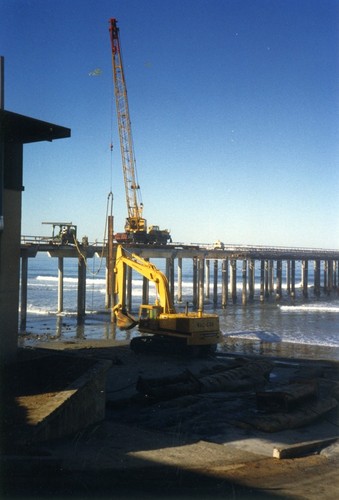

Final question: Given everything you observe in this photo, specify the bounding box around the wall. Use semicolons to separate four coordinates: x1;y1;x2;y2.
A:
0;165;22;365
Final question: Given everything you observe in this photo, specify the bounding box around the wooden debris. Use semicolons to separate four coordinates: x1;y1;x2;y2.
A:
199;359;273;393
273;437;339;459
136;359;273;401
256;381;318;412
238;398;338;432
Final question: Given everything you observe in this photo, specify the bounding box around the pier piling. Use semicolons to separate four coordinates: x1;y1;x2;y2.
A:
302;260;308;298
213;260;218;306
19;242;339;322
242;260;247;305
177;257;182;303
57;257;64;313
231;259;237;304
77;255;86;322
221;259;228;308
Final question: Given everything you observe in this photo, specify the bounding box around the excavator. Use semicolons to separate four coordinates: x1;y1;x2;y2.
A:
112;245;222;355
109;18;171;246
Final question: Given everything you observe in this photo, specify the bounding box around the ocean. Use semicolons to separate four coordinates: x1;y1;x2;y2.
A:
19;252;339;361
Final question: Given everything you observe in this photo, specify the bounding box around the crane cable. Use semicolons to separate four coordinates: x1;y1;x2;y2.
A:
73;58;116;275
73;191;113;276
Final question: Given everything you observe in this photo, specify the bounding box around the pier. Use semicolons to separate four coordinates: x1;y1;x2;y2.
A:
20;237;339;330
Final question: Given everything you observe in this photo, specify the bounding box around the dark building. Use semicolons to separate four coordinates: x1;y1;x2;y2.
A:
0;57;70;364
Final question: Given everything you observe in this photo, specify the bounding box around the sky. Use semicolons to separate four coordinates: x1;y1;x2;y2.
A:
1;0;338;248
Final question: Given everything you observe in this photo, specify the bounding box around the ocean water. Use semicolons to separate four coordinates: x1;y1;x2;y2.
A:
19;252;339;360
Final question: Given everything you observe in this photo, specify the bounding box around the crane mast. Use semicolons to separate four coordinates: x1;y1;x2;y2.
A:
109;18;146;234
109;18;171;245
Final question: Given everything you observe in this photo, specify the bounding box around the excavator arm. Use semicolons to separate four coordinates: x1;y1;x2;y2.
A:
113;245;176;328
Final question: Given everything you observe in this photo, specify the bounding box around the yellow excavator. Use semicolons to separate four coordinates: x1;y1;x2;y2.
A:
112;245;221;354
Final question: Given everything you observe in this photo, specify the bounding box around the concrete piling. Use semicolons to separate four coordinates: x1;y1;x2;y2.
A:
260;260;265;302
314;260;321;296
192;258;198;309
77;255;86;322
205;260;210;299
276;260;282;300
213;260;218;306
221;259;228;308
291;260;296;298
198;258;204;311
302;260;308;298
177;257;182;303
242;260;247;305
249;259;255;301
58;257;64;313
231;259;237;304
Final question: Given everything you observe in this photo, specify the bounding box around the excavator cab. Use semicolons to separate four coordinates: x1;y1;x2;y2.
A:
139;304;163;330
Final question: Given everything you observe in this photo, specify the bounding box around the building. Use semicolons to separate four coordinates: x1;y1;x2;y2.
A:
0;57;70;364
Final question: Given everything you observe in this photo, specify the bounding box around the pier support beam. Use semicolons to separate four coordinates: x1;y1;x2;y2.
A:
213;260;218;306
269;260;274;294
242;260;247;305
291;260;296;298
230;259;237;304
276;260;282;300
327;260;333;293
166;257;175;302
260;260;265;302
192;258;198;309
205;260;210;299
286;260;291;295
198;258;205;311
57;257;64;313
177;257;182;303
264;260;269;298
314;260;321;296
302;260;308;297
324;261;328;294
77;256;86;322
221;259;228;308
333;261;337;289
248;259;255;301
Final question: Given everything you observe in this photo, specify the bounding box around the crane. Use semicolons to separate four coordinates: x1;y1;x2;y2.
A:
109;18;171;245
113;245;221;354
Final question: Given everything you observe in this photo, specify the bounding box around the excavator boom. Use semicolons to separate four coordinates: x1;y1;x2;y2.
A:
113;245;176;315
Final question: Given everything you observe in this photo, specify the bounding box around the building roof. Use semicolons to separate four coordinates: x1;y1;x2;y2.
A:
0;109;71;143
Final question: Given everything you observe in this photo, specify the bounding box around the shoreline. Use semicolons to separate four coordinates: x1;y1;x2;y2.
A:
19;325;339;363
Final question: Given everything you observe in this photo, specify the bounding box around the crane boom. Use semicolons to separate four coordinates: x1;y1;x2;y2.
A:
109;18;146;233
109;18;171;245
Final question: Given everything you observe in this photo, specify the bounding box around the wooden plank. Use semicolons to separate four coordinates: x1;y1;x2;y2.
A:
273;437;339;459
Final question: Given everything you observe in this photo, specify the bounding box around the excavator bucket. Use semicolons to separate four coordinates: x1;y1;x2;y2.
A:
115;308;138;331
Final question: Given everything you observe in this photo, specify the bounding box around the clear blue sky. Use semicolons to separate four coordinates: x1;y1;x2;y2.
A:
1;0;338;248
